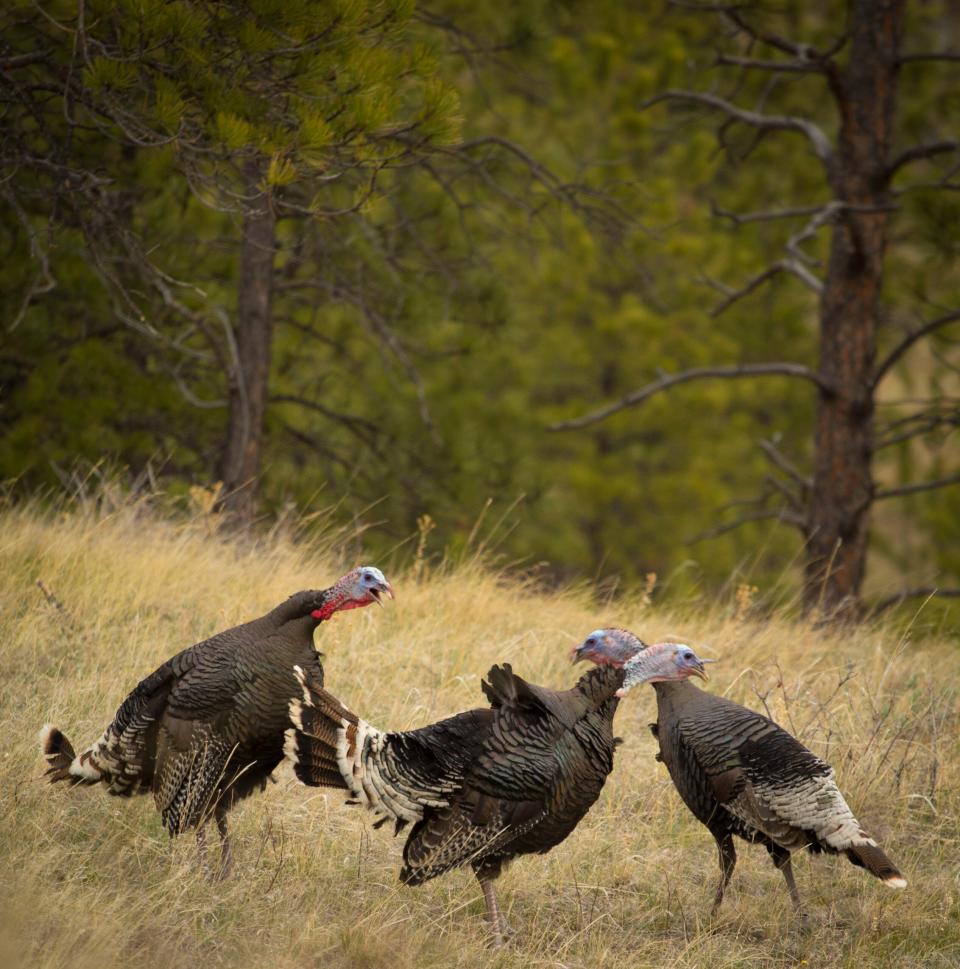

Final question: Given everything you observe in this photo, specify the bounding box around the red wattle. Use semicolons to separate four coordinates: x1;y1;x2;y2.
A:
312;601;338;621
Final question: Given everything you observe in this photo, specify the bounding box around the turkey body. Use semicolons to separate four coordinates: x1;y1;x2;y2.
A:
41;589;342;868
285;662;624;943
652;679;906;911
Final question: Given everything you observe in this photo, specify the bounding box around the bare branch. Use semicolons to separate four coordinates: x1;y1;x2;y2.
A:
710;264;784;315
711;200;892;225
2;186;56;330
549;363;828;432
707;200;896;313
876;407;960;449
271;393;382;445
898;52;960;65
712;201;829;224
763;473;805;513
640;90;833;164
784;200;846;266
759;437;812;489
874;310;960;385
710;257;822;316
686;506;806;544
888;140;960;177
0;50;54;70
874;473;960;500
715;53;824;74
871;586;960;616
722;8;847;64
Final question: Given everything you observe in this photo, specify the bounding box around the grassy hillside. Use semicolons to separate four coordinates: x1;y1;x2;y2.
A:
1;499;958;969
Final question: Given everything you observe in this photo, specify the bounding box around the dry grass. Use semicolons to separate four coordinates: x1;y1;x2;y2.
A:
1;499;958;969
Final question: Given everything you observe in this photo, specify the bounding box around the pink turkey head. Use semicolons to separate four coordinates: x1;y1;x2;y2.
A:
312;566;394;620
616;642;716;697
570;627;647;667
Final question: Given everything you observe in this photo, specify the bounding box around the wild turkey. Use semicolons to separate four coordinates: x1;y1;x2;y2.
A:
573;630;907;914
40;566;393;875
284;654;626;945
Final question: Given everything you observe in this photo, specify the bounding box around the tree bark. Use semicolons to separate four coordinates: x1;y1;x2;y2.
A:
804;0;905;617
219;162;277;523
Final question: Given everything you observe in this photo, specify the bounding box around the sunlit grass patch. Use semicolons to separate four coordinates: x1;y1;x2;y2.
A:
1;499;956;968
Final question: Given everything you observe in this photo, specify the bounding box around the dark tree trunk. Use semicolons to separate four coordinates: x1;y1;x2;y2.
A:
219;163;277;523
803;0;905;617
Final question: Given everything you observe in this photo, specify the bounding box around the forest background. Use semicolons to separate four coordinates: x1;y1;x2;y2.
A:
3;0;959;624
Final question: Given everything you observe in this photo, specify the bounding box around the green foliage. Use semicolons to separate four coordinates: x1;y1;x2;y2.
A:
1;0;958;609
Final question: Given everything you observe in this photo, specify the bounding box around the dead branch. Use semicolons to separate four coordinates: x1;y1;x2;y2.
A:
715;53;824;74
0;50;54;70
2;186;57;330
874;473;960;500
709;264;784;315
722;8;847;64
873;309;960;385
871;586;960;615
686;506;806;544
639;90;833;164
784;200;846;266
876;406;960;449
709;257;821;316
758;437;812;489
888;140;960;177
763;473;805;513
898;52;960;65
711;201;830;224
549;363;829;432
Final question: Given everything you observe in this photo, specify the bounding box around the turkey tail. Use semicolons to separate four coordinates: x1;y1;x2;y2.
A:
285;666;426;829
846;842;907;889
284;670;354;791
39;724;101;785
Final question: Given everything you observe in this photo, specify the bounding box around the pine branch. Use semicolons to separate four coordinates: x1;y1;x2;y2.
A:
722;8;847;63
888;140;960;177
874;473;960;500
715;54;824;74
709;257;822;316
711;200;891;224
871;587;960;616
686;506;806;544
876;406;960;449
0;50;54;70
873;310;960;385
758;437;812;489
898;52;960;64
640;90;833;164
711;201;830;224
549;364;828;432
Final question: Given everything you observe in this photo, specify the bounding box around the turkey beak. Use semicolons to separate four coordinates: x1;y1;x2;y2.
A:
692;658;717;681
371;581;394;607
570;645;586;664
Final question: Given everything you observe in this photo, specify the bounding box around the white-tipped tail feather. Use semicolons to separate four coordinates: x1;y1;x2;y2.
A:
40;721;112;786
286;665;426;827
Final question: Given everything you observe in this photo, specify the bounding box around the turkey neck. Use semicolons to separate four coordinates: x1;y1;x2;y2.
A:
576;665;626;709
652;679;703;721
274;613;323;644
266;590;328;625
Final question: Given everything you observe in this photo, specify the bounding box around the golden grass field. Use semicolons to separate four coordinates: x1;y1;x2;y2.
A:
1;498;958;969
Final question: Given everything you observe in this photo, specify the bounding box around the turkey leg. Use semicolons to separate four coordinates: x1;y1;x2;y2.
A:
477;872;513;946
216;809;233;880
711;832;737;914
770;845;804;914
